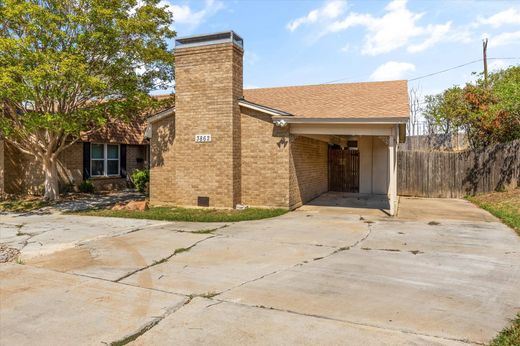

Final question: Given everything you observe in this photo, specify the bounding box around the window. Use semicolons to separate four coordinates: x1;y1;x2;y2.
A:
91;144;120;177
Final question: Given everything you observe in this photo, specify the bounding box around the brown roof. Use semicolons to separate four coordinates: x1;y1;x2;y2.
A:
83;117;149;145
82;95;174;145
243;80;409;119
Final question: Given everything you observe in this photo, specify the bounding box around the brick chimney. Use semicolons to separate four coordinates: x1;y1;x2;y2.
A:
173;31;244;208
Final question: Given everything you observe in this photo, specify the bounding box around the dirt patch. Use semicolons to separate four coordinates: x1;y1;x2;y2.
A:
112;200;149;212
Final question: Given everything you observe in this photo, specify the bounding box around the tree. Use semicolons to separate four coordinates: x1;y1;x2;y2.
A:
423;86;467;136
0;0;175;200
407;87;422;136
423;66;520;148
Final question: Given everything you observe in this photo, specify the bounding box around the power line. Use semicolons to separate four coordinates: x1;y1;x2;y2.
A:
321;56;520;84
408;57;520;82
408;59;482;81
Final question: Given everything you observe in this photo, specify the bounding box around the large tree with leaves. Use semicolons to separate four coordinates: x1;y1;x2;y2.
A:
424;66;520;148
0;0;175;200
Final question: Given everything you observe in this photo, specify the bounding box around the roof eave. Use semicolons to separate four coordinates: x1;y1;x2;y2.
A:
271;116;409;125
239;99;292;117
147;107;175;124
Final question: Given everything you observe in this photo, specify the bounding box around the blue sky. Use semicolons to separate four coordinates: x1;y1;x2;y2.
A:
160;0;520;98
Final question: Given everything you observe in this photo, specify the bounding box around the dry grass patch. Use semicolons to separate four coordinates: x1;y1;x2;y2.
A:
0;198;47;212
467;189;520;235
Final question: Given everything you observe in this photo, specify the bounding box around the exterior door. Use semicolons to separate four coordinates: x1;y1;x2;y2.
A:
328;145;359;192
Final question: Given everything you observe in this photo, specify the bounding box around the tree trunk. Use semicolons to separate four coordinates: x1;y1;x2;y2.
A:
43;156;60;201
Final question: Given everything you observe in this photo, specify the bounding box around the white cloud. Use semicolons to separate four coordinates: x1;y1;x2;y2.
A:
407;22;452;53
370;61;415;81
488;30;520;47
340;43;350;52
477;8;520;28
287;0;347;32
162;0;224;30
325;0;428;55
289;0;468;55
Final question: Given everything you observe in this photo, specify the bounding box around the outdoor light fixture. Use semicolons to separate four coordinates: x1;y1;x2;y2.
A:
274;119;288;127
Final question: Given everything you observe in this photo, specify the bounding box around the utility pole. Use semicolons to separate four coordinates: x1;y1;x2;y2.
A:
483;38;488;85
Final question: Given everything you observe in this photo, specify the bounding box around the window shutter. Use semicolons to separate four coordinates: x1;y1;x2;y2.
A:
120;144;127;178
83;142;91;180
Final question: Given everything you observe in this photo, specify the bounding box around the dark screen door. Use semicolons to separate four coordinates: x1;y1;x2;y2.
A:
328;146;359;192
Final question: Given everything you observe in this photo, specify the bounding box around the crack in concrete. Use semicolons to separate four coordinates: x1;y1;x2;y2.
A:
81;222;173;245
17;259;482;346
215;223;374;298
216;234;338;249
361;247;425;255
114;235;218;283
106;295;192;346
214;298;481;345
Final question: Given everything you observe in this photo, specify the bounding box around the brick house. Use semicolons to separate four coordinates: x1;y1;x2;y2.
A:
0;116;152;195
147;31;410;215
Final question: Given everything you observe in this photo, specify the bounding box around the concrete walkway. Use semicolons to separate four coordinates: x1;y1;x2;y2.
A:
1;197;519;345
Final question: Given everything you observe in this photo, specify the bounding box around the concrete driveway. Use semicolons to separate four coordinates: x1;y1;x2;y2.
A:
1;197;519;345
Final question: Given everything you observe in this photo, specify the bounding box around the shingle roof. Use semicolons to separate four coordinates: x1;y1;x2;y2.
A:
83;117;149;145
82;95;174;145
243;80;409;119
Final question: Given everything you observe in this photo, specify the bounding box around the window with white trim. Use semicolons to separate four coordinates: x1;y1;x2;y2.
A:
91;143;120;177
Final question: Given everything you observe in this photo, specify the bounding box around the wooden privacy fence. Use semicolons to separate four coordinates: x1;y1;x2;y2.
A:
398;140;520;198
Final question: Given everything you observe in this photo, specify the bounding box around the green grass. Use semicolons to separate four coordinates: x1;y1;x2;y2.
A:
489;313;520;346
76;206;288;222
466;189;520;235
0;199;47;212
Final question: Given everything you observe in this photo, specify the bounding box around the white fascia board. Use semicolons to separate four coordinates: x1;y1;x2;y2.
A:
238;100;291;117
147;108;175;124
272;116;409;125
290;123;393;136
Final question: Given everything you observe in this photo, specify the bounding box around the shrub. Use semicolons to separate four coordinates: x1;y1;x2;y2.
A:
79;180;95;193
131;169;150;193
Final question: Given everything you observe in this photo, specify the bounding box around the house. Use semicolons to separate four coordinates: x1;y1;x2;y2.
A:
0;115;152;195
147;31;409;215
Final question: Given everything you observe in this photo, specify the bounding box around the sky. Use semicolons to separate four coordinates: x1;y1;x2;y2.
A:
158;0;520;98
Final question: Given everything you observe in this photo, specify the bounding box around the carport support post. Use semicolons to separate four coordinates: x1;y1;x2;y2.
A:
388;134;397;216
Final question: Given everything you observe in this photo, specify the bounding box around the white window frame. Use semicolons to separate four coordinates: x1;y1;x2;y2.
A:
90;143;120;177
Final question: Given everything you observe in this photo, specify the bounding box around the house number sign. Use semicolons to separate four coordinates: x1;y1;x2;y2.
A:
195;134;211;143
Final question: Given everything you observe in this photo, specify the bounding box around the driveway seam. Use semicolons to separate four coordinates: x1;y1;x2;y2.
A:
215;233;338;249
105;294;192;346
114;235;219;283
215;223;374;297
212;298;482;345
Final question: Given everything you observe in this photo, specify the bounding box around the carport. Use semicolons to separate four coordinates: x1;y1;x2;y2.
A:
279;117;407;216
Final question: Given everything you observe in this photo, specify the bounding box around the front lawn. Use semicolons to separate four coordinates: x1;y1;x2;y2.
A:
76;206;288;222
490;313;520;346
466;189;520;235
0;199;47;212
